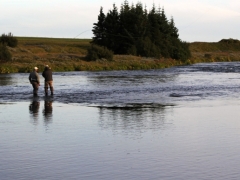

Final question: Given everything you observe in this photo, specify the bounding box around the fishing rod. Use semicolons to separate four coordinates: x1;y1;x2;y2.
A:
61;29;90;53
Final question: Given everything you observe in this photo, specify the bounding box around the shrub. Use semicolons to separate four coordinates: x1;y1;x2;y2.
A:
0;44;12;61
170;40;191;62
0;32;18;47
126;45;137;56
86;45;113;61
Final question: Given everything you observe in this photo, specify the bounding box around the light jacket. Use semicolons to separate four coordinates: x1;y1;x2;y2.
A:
29;71;40;83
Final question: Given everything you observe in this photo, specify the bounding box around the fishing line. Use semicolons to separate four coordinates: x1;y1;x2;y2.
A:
73;30;90;39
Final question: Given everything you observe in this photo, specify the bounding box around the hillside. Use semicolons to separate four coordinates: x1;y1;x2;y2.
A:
189;38;240;62
3;37;91;72
8;37;89;62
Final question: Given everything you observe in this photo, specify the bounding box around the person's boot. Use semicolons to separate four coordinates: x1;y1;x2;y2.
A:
33;89;38;96
50;87;54;95
45;87;48;96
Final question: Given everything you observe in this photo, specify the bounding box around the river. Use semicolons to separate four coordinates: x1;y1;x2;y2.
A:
1;62;240;179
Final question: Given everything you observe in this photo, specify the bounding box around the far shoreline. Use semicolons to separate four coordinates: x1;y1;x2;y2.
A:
1;37;240;74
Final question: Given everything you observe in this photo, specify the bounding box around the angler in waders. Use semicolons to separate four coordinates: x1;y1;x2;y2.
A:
42;65;54;96
29;67;40;96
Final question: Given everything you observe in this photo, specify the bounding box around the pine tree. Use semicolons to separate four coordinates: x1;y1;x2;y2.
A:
104;4;120;52
169;17;179;38
118;0;135;54
119;2;147;55
91;1;191;61
146;5;162;57
92;7;106;46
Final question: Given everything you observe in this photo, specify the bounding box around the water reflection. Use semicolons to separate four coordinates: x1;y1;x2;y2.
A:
28;98;53;126
98;104;171;138
29;99;40;124
43;99;53;123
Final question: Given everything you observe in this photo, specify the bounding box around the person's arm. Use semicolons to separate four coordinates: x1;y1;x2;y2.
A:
36;73;40;85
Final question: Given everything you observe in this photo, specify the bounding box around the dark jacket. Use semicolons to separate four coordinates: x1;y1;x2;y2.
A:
42;67;53;81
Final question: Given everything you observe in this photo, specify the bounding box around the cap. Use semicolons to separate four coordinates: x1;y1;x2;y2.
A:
34;67;38;70
45;65;49;67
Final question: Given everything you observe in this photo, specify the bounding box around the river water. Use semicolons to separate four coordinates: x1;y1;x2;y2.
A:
1;62;240;179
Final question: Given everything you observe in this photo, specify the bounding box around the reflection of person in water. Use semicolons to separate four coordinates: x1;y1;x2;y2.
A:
43;99;53;121
29;100;40;123
29;100;40;115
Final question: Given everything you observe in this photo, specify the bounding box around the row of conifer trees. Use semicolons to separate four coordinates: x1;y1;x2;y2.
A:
91;1;191;61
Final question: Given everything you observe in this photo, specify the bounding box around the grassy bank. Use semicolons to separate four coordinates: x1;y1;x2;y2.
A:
1;37;240;73
189;39;240;63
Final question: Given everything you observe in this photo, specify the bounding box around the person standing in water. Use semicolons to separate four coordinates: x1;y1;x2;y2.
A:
42;65;54;96
29;67;40;96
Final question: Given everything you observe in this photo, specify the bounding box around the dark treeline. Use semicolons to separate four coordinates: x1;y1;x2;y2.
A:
0;32;18;47
91;0;191;61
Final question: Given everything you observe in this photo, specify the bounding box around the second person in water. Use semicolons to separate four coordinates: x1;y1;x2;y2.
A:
42;65;54;96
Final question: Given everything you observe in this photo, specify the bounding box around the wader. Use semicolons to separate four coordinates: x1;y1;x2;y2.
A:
44;81;53;96
31;81;39;96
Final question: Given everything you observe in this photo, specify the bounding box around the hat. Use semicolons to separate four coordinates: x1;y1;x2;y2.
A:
45;65;49;67
34;67;38;70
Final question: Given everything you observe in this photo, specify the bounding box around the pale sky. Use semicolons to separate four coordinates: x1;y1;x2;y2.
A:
1;0;240;42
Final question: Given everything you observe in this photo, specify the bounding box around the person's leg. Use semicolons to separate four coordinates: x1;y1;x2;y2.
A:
32;82;39;96
44;81;48;95
49;81;54;95
31;83;35;95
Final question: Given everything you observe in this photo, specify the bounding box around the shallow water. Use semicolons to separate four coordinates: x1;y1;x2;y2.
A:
1;62;240;179
1;62;240;106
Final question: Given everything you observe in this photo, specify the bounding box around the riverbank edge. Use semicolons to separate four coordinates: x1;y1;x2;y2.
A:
1;56;239;74
1;37;240;73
